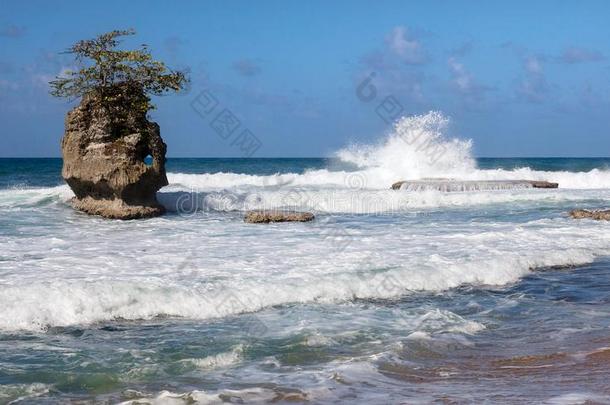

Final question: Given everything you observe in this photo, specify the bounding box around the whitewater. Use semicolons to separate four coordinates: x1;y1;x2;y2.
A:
2;112;610;331
2;112;610;403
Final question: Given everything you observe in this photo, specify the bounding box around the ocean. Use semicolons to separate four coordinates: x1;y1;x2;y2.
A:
1;113;610;403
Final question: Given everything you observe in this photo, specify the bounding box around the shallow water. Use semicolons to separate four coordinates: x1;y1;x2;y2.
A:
1;113;610;403
1;260;610;403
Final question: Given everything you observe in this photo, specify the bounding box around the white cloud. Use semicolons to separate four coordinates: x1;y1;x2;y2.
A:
354;26;430;104
30;65;75;90
517;55;548;103
447;57;490;101
448;57;472;92
385;26;426;65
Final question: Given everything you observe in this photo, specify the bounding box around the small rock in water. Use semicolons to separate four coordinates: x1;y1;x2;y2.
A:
528;181;559;189
244;210;315;223
391;181;406;190
569;209;610;221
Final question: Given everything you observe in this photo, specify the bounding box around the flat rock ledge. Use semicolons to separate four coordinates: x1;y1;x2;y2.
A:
569;209;610;221
244;210;315;224
72;197;165;220
390;180;559;190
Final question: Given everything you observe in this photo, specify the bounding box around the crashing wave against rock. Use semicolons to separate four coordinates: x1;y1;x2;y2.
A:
61;93;168;219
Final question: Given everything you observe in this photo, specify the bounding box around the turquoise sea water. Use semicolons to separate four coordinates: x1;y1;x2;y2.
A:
1;154;610;404
2;157;610;189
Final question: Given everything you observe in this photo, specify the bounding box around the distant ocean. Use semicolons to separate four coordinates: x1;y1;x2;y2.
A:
2;113;610;403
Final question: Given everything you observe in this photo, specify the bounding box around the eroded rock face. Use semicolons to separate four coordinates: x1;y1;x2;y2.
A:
61;93;168;219
569;209;610;221
244;210;315;223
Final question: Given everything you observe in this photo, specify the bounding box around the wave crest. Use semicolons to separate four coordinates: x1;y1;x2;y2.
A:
338;111;475;180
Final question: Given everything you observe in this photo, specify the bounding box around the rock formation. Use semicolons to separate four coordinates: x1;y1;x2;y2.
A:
61;92;168;219
244;210;315;223
569;209;610;221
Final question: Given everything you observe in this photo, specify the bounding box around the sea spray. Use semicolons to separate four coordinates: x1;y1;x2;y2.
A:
3;109;610;217
337;111;475;181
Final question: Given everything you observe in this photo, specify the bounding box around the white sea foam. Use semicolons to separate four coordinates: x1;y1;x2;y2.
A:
118;387;279;405
413;309;486;335
0;229;608;332
1;183;608;214
163;111;610;193
337;111;476;180
2;111;610;333
545;392;610;405
157;112;610;214
158;187;610;214
0;185;73;208
0;383;50;403
2;113;610;215
182;344;244;370
164;167;610;193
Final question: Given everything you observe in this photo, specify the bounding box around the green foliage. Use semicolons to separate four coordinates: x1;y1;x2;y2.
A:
49;29;188;113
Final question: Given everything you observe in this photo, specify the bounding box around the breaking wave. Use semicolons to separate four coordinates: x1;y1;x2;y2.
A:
1;235;608;332
165;111;610;193
2;112;610;214
2;111;610;332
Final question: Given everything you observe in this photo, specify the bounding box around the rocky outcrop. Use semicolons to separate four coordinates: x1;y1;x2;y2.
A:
569;209;610;221
61;92;168;219
244;210;315;223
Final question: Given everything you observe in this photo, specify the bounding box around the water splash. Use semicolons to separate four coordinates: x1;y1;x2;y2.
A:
337;111;476;181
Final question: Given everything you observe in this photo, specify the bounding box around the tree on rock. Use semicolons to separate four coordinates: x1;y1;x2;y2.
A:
51;30;188;220
50;29;188;115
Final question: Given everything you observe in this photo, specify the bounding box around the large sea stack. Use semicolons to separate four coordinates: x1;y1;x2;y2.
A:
61;89;168;219
51;29;187;219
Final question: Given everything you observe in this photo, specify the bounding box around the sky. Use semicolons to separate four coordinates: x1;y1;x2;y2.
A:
1;0;610;157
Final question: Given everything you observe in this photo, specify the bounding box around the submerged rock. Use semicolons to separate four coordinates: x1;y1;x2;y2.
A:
244;210;315;223
61;92;168;219
569;209;610;221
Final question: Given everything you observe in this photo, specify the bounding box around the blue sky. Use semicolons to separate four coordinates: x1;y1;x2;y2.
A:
1;0;610;157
